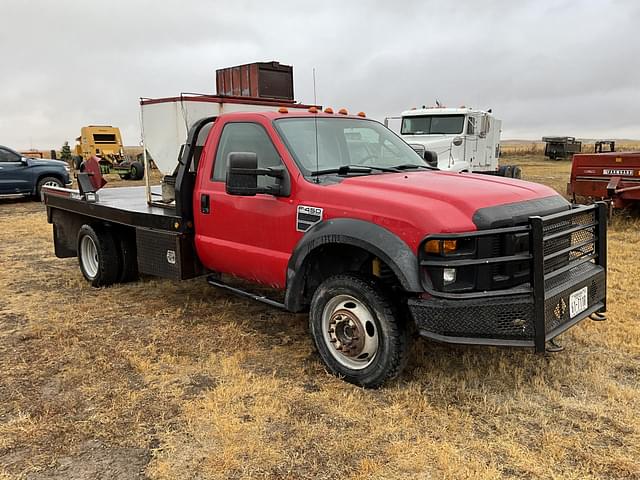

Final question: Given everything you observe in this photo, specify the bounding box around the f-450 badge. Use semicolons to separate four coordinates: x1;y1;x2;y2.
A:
296;205;323;232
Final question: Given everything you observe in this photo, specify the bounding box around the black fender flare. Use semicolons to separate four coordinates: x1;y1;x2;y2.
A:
284;218;422;311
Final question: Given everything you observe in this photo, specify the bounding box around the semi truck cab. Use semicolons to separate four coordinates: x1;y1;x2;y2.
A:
386;107;506;175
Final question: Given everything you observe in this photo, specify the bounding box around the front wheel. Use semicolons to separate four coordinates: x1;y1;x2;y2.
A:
309;274;409;388
35;176;63;200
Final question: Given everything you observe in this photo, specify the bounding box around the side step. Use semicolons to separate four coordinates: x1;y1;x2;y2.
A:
207;275;286;310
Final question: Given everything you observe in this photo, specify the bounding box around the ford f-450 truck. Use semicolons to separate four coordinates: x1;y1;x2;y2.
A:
43;107;607;388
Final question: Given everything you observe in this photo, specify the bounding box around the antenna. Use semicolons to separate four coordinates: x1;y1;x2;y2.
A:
313;68;320;183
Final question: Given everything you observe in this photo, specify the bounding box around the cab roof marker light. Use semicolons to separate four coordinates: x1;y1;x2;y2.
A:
278;107;289;114
357;112;366;117
324;107;334;114
308;106;319;113
338;108;348;115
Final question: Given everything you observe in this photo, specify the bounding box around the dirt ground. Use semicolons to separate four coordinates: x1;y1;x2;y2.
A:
1;160;639;479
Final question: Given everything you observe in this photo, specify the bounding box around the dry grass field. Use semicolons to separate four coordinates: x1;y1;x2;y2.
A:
1;158;639;479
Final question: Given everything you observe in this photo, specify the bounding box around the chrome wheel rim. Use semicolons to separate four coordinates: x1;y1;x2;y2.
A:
321;294;379;370
80;235;99;279
43;180;61;187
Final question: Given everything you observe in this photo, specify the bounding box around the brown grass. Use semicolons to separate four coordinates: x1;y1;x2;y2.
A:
0;157;639;479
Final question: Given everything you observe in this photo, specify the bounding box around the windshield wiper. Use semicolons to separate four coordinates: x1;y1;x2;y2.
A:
310;165;373;176
391;163;437;170
353;164;401;173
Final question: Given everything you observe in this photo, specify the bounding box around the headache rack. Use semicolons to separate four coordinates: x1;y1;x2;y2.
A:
414;202;607;351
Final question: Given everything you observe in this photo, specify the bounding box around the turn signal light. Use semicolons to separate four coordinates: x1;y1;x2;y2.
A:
338;108;348;115
424;239;458;254
278;107;289;114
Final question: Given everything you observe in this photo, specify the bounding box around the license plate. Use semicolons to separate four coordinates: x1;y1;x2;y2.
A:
569;287;588;318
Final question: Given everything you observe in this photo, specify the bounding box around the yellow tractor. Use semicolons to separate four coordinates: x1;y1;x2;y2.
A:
74;125;144;180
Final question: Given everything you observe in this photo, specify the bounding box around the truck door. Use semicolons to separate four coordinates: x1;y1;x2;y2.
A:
478;114;490;167
0;147;31;194
193;120;297;288
465;116;478;169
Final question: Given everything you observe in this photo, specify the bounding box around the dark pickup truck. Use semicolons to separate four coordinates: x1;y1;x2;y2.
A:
0;145;72;198
43;109;608;388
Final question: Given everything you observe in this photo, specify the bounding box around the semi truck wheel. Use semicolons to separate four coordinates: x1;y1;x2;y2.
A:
77;224;120;287
512;166;522;179
309;274;409;388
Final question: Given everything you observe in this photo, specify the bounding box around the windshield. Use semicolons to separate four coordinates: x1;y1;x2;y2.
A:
401;114;465;135
274;117;426;175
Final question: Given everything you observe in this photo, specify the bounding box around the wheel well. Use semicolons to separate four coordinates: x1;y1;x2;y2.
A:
35;172;65;193
293;244;402;311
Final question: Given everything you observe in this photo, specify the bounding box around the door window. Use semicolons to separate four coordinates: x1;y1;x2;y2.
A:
466;117;476;135
212;122;284;188
0;148;20;162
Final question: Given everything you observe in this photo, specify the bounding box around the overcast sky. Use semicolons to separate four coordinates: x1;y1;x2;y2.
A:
2;0;638;150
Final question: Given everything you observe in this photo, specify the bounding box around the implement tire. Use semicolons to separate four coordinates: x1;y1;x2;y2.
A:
130;161;144;180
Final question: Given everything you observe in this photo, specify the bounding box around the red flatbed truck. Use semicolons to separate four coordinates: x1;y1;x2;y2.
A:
44;106;608;388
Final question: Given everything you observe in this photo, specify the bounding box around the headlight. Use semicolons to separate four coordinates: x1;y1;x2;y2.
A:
64;165;71;173
424;239;457;254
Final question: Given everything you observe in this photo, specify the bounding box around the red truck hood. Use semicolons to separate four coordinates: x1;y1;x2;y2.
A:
317;170;568;245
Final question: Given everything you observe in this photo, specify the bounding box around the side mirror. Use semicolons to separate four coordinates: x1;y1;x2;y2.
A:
20;157;29;165
225;152;290;197
452;137;463;147
423;150;439;168
226;152;258;196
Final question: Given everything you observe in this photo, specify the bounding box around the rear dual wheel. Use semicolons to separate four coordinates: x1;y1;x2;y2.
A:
309;274;409;388
77;224;138;287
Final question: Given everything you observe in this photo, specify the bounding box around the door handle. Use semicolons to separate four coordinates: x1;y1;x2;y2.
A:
200;193;210;214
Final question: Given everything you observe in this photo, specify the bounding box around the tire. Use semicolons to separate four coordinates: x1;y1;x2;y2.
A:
35;176;63;200
73;156;83;170
130;161;144;180
503;165;513;178
309;274;409;388
77;223;120;287
497;165;508;177
512;165;522;179
117;232;139;283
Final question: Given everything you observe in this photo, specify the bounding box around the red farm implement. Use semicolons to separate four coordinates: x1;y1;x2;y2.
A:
568;151;640;209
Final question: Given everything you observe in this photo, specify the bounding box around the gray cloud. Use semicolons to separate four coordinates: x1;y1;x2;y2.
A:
2;0;638;149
